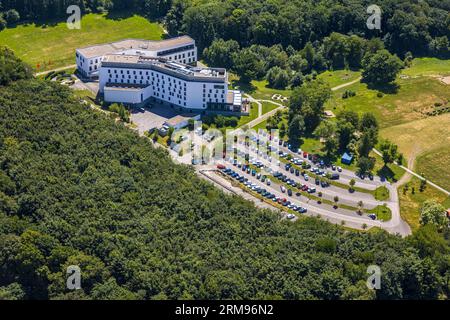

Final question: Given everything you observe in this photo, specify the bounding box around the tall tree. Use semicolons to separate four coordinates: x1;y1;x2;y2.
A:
361;50;403;85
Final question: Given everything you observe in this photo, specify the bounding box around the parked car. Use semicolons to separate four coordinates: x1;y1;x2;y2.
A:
281;186;286;193
337;166;342;172
369;214;377;220
288;189;293;196
330;173;340;180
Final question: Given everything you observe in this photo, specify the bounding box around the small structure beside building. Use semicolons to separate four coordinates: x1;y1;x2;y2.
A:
341;152;354;165
163;113;201;131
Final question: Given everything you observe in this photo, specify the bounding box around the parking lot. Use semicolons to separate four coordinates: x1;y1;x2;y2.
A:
215;163;379;229
131;104;180;134
70;75;100;96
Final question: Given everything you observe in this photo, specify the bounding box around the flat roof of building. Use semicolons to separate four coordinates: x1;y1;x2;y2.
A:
104;83;147;91
77;36;195;59
227;90;242;106
102;54;227;81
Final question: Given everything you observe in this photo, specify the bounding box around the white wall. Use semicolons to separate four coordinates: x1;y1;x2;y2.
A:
100;64;227;109
104;88;143;104
76;51;102;78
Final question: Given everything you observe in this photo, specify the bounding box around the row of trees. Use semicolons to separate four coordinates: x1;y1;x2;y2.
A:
0;0;173;26
169;0;450;57
2;0;448;59
204;33;405;90
0;47;33;85
0;49;449;300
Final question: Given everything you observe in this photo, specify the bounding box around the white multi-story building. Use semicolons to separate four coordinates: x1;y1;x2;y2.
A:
76;36;242;112
99;55;242;111
76;36;197;79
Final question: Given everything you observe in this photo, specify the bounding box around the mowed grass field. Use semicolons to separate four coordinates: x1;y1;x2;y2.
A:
399;177;450;232
321;58;450;229
402;57;450;77
0;13;164;71
317;69;361;88
415;145;450;191
379;113;450;165
327;75;450;128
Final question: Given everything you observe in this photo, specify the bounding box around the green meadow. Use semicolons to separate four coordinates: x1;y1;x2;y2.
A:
0;13;164;71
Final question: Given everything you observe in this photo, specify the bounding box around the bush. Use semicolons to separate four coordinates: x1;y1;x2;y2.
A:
342;90;356;99
0;46;33;85
4;9;20;25
0;15;6;31
377;92;384;98
266;66;290;89
108;103;130;123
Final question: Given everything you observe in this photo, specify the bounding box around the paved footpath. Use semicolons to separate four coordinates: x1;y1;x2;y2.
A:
373;148;449;196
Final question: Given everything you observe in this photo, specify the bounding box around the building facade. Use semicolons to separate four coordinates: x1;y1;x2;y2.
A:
76;36;242;112
76;36;197;79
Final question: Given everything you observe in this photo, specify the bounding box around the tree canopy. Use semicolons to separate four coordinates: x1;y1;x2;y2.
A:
0;76;449;300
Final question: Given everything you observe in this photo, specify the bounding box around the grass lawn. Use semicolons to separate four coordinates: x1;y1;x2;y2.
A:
415;145;450;191
379;113;450;163
317;69;361;88
327;76;450;129
262;102;280;115
373;186;390;201
372;153;406;183
402;57;450;77
367;204;392;221
237;102;259;127
231;78;292;101
379;112;450;188
399;177;450;232
0;13;164;71
253;119;269;131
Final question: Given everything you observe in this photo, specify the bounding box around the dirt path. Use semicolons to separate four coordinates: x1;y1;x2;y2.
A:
394;149;417;188
331;77;362;91
35;64;77;76
373;148;449;195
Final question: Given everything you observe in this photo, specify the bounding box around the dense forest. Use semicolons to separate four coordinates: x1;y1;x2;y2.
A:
0;0;449;57
0;50;450;300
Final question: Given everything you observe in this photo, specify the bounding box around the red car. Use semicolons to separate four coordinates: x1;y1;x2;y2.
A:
303;152;308;158
302;185;309;191
217;164;226;170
